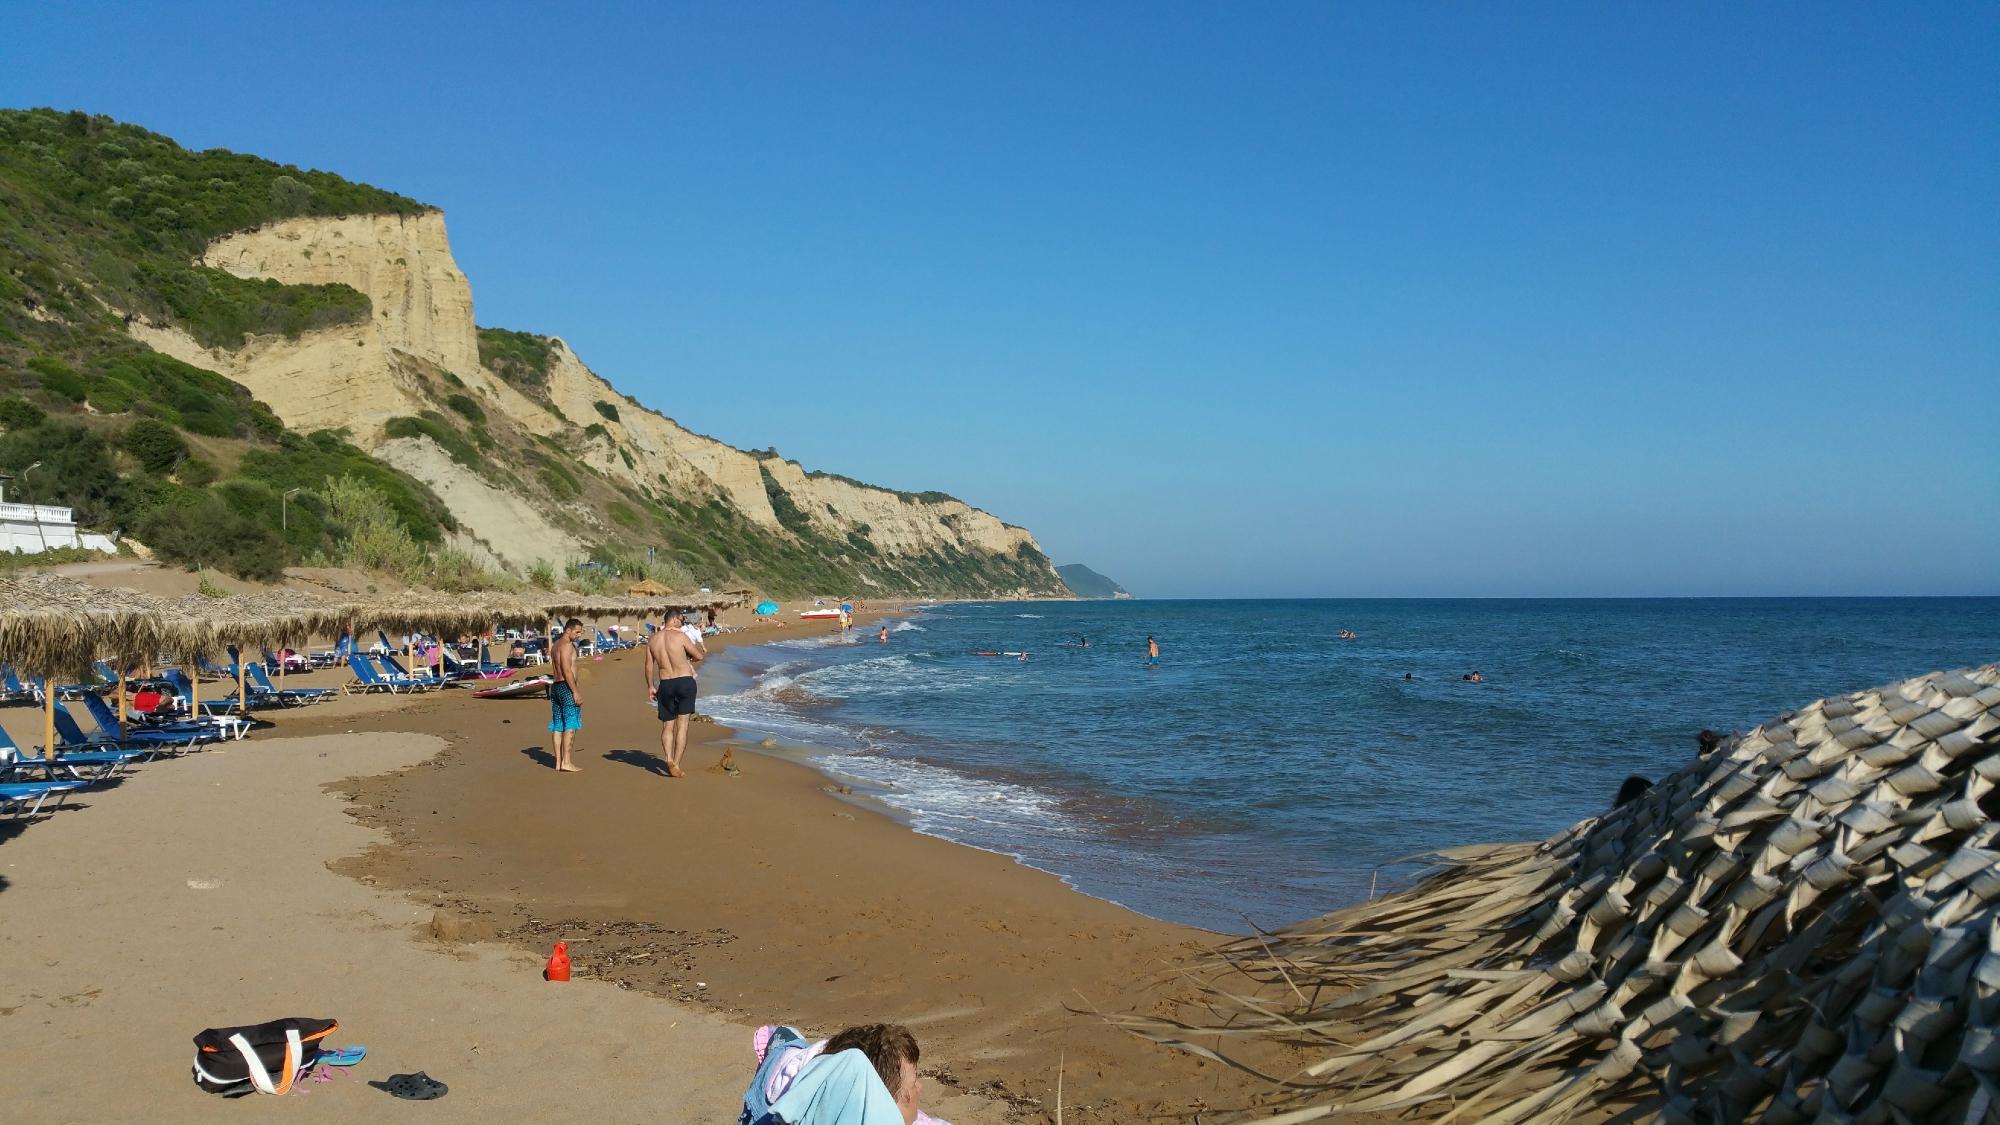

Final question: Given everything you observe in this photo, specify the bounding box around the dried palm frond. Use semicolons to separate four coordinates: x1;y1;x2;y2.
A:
1114;663;2000;1123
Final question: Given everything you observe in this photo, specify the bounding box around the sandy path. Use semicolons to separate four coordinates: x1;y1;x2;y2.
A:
0;732;1004;1122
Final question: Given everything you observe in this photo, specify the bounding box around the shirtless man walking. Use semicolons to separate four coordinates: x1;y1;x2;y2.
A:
645;608;705;778
549;618;585;773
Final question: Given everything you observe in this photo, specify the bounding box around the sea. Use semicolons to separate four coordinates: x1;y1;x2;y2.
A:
703;598;2000;933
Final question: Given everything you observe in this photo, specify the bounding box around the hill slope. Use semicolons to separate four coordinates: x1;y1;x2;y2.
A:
1055;563;1129;599
0;108;1065;596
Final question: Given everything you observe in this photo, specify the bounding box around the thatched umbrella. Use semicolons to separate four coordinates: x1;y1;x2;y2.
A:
0;574;207;757
345;591;505;679
1116;663;2000;1122
171;589;347;713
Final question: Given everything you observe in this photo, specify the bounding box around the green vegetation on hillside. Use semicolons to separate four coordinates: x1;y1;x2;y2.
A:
0;108;1063;597
477;326;556;401
0;108;426;355
0;108;456;580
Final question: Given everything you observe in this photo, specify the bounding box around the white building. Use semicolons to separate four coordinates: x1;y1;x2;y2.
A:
0;500;117;555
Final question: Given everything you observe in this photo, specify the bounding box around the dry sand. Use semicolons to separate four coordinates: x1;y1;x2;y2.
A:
0;726;1008;1122
0;611;1276;1122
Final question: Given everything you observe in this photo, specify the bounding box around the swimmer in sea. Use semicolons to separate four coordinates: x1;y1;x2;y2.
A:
878;624;890;643
1462;671;1483;683
1146;635;1159;667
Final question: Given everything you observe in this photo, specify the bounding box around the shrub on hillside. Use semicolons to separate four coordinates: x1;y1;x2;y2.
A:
135;489;286;581
445;393;485;423
0;396;44;430
384;413;483;470
593;400;620;423
526;558;556;591
319;473;426;578
236;429;452;544
27;356;86;402
175;457;218;487
121;417;188;473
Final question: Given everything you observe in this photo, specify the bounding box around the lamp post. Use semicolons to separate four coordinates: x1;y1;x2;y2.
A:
282;487;303;533
23;461;47;553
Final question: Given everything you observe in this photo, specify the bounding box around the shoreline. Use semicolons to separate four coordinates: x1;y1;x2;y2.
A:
278;610;1275;1120
703;609;1214;931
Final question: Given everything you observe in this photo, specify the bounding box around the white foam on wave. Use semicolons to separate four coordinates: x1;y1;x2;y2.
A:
1015;613;1044;618
787;654;932;701
701;662;864;748
891;620;925;632
814;748;1085;843
766;632;869;651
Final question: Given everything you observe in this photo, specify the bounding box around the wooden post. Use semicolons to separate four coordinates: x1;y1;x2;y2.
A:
117;665;127;730
41;677;56;760
187;658;199;718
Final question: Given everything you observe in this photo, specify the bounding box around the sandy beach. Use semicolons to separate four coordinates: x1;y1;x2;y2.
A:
0;610;1274;1122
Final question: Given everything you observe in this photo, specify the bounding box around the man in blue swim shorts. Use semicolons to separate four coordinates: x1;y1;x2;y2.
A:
549;618;584;772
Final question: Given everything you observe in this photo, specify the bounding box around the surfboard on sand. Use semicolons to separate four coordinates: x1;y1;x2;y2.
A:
475;674;554;699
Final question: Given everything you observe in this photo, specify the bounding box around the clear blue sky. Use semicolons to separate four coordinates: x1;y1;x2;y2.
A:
6;3;1995;597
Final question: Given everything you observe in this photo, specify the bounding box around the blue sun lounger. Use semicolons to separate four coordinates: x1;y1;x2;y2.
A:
0;719;149;779
247;663;334;704
79;692;225;751
375;653;444;690
156;671;256;736
347;654;410;694
0;665;34;704
0;779;90;819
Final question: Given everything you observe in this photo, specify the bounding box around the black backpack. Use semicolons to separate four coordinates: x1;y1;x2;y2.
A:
191;1017;338;1096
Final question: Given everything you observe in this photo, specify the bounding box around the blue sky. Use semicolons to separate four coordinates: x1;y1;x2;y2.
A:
5;3;1995;597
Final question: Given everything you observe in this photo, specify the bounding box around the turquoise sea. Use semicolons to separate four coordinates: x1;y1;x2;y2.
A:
705;598;2000;932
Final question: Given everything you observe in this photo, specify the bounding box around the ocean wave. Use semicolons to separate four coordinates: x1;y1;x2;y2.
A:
767;633;869;650
788;654;931;701
814;749;1084;841
891;620;925;632
1015;613;1044;619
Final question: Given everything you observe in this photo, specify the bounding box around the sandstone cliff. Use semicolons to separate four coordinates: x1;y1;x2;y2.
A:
125;209;1065;595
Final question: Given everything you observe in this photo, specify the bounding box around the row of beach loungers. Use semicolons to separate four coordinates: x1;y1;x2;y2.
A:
0;622;651;820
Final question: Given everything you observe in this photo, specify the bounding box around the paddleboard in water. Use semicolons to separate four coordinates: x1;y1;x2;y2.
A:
475;674;554;699
970;651;1031;658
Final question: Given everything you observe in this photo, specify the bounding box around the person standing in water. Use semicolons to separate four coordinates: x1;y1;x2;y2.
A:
645;609;705;778
1146;635;1160;666
548;618;585;773
878;624;890;643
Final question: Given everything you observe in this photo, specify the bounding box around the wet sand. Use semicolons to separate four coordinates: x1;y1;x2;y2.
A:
311;614;1273;1120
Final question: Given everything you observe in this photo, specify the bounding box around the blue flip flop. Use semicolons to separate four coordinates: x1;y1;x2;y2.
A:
317;1046;367;1067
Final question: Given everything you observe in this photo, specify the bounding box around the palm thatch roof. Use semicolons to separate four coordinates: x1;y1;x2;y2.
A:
1117;663;2000;1123
626;578;674;597
0;573;195;676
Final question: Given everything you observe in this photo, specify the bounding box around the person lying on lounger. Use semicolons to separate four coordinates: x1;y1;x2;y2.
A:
743;1021;947;1124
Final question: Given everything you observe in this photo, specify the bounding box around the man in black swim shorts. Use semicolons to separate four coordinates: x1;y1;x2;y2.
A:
644;608;705;778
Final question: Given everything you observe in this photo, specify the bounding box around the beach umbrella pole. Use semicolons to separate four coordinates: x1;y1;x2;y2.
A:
41;679;55;760
236;654;247;716
117;666;127;729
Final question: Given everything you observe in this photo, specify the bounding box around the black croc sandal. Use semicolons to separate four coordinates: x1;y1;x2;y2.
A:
372;1071;448;1100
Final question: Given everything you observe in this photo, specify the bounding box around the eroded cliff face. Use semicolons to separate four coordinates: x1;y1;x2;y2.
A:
125;209;1066;592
